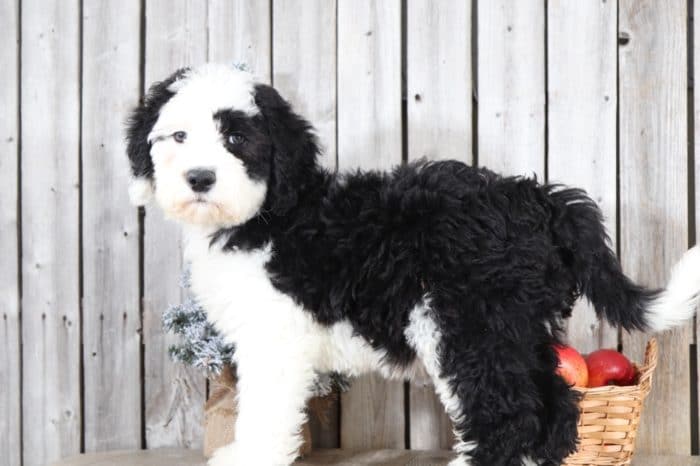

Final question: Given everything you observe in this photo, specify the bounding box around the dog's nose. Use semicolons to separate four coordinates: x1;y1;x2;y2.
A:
185;169;216;193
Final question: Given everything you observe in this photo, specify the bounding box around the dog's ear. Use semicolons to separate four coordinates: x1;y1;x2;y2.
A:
253;84;320;216
125;67;189;206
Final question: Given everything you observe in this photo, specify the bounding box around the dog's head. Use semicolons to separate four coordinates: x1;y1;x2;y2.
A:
125;63;318;228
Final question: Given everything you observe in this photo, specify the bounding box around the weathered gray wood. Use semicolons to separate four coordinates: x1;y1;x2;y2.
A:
81;0;142;452
337;0;402;171
143;0;207;449
406;0;471;449
51;449;700;466
547;0;618;353
273;0;337;171
305;453;700;466
631;456;700;466
50;448;454;466
478;0;545;177
20;1;82;465
619;0;690;454
696;0;700;451
51;449;206;466
0;0;20;465
408;382;454;451
273;0;339;447
208;0;271;81
337;0;404;449
407;0;471;163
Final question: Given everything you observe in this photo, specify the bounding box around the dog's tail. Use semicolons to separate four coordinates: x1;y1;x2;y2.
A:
548;186;700;332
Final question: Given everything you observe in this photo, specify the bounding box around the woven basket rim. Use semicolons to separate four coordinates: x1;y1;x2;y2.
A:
572;338;658;395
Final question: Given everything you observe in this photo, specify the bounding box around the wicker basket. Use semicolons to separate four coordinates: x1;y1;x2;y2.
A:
563;338;658;466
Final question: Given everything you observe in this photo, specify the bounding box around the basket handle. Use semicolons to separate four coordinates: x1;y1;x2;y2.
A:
643;338;658;369
638;338;658;393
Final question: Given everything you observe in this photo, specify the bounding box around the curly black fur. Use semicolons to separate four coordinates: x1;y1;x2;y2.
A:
127;76;658;466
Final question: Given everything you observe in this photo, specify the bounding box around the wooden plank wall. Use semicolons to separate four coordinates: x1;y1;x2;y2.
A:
82;0;142;452
0;1;20;466
1;1;699;464
619;0;690;454
478;0;545;178
20;2;82;466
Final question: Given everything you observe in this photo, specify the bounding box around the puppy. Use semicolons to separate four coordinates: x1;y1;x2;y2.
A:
126;63;700;466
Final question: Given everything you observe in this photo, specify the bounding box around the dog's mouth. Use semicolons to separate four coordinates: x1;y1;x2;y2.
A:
160;191;249;228
173;196;219;214
182;193;213;206
167;197;239;227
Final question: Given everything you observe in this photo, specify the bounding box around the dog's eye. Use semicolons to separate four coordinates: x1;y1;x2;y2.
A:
227;134;246;145
173;131;187;143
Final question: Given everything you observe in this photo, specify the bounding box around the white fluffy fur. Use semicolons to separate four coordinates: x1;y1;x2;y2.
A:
167;64;260;116
128;177;154;206
184;227;418;465
647;245;700;332
147;65;267;228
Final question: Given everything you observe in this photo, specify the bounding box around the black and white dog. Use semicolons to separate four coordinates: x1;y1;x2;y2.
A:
126;63;700;466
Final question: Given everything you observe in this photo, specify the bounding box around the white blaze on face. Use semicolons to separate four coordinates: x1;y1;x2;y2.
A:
147;64;268;228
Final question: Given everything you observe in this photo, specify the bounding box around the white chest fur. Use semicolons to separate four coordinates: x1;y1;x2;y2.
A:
184;229;307;348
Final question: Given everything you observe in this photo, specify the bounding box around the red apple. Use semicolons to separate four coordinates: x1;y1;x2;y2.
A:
554;345;588;387
586;349;636;387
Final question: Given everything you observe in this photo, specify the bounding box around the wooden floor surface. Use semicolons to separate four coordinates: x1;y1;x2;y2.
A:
51;448;700;465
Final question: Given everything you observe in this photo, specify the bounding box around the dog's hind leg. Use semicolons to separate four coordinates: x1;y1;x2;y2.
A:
529;344;581;465
405;301;478;464
405;300;578;466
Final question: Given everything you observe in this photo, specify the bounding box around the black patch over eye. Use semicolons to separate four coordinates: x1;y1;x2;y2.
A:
173;131;187;143
214;109;271;181
227;134;246;145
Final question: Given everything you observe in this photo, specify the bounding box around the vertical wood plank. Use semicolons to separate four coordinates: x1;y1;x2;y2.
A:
208;0;271;82
273;0;337;171
273;0;338;447
337;0;401;170
478;0;545;178
144;0;207;449
619;0;690;454
0;0;20;465
81;0;142;452
547;0;618;353
696;0;700;450
407;0;471;163
20;1;82;464
337;0;404;449
406;0;471;449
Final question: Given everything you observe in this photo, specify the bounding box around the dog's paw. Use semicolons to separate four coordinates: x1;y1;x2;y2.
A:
207;444;238;466
447;456;473;466
208;443;293;466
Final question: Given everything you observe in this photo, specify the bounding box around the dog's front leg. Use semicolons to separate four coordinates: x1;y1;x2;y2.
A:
208;341;316;466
